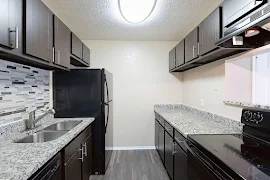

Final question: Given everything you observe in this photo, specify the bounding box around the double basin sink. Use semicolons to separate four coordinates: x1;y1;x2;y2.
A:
15;121;82;143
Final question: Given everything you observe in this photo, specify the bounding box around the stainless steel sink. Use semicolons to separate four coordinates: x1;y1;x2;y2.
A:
42;121;82;131
15;131;67;143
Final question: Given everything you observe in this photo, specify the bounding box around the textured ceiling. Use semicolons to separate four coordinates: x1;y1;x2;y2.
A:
42;0;224;41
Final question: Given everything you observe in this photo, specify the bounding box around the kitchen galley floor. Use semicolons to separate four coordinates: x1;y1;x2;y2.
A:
89;150;170;180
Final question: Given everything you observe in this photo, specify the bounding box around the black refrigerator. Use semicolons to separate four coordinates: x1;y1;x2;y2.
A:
53;68;113;175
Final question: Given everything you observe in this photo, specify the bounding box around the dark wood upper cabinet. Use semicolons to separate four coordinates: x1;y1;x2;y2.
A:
164;131;174;180
199;8;220;56
169;48;176;70
83;43;90;65
54;15;70;68
175;40;185;67
24;0;53;62
0;0;22;52
71;33;83;59
82;134;92;180
185;27;199;63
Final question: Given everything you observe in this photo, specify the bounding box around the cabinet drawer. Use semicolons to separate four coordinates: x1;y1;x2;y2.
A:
175;130;187;153
155;113;164;127
164;121;174;137
64;125;91;162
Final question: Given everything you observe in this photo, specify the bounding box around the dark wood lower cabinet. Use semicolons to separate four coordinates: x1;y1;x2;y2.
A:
174;143;188;180
155;114;189;180
62;125;92;180
155;120;159;150
158;123;165;164
64;149;82;180
82;134;92;180
165;131;174;180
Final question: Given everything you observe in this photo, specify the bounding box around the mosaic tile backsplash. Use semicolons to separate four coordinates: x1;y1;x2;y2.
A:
0;59;50;126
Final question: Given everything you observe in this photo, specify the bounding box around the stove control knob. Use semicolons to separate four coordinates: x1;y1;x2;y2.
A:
243;111;252;121
254;112;263;124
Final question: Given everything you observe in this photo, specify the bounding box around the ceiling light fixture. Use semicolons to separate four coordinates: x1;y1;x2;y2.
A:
118;0;157;24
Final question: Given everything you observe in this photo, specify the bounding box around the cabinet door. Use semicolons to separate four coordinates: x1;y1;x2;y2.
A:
169;48;176;70
82;134;92;180
25;0;53;62
54;16;70;68
0;0;22;52
65;149;83;180
185;28;198;63
174;143;188;180
155;120;159;150
165;131;174;180
175;40;185;67
83;44;90;65
158;123;165;163
199;8;220;56
71;33;83;59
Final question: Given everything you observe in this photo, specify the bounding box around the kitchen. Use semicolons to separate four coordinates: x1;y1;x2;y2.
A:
0;0;270;180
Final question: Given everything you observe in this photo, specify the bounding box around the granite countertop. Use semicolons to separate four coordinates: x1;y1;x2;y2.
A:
154;104;243;138
0;116;95;180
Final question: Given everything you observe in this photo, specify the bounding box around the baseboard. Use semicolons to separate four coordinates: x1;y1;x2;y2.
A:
111;146;156;150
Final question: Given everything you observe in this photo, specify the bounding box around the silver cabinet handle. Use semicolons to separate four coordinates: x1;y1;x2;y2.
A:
82;143;87;157
192;45;195;58
172;141;178;155
9;27;19;49
15;27;19;49
78;148;84;162
52;47;55;63
58;50;61;64
197;42;200;56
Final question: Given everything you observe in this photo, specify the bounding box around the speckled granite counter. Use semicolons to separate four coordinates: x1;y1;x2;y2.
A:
0;115;95;180
154;104;242;138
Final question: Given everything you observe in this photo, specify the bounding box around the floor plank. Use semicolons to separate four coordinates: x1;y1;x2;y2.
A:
89;150;170;180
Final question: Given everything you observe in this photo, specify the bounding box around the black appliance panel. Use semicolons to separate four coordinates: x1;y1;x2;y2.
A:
241;108;270;129
187;147;219;180
53;69;102;118
188;134;270;179
30;153;60;180
223;0;267;28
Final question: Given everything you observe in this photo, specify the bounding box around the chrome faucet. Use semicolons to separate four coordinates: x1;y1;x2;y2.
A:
26;109;56;130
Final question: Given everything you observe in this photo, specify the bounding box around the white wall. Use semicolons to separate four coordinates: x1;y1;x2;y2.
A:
182;59;243;121
83;40;182;148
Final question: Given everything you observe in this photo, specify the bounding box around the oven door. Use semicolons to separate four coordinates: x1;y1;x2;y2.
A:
187;150;218;180
186;142;226;180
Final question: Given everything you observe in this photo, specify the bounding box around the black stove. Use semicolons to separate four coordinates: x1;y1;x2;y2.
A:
187;108;270;180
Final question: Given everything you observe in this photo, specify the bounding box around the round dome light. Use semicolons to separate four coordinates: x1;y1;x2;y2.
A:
118;0;157;24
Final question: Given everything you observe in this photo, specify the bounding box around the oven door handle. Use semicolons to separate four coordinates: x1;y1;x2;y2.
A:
185;141;226;180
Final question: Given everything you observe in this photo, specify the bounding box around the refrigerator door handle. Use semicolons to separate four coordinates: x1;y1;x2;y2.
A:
105;77;110;102
105;104;109;134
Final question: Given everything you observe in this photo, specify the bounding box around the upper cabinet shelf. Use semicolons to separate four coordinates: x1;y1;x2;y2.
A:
170;5;252;73
0;0;90;71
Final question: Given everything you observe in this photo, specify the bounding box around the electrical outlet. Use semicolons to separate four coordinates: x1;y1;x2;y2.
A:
200;98;204;107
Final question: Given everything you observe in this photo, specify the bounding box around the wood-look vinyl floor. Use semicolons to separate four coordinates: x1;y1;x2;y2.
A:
89;150;170;180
